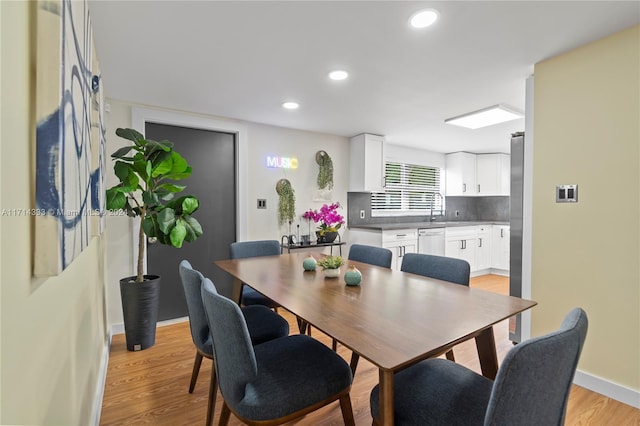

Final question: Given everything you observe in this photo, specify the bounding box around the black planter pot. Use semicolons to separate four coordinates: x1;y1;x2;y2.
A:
119;275;161;351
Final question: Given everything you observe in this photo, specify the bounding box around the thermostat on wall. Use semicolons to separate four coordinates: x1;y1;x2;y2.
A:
556;184;578;203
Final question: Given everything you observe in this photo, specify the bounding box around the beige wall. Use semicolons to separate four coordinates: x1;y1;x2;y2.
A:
0;2;109;424
533;25;639;394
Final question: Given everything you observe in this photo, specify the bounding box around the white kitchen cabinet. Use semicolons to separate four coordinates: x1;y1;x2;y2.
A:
446;152;510;196
445;152;476;196
475;225;492;271
491;225;510;271
445;226;477;271
349;133;385;192
476;153;510;196
382;229;418;270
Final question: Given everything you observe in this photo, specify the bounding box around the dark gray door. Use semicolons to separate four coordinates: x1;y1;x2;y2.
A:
145;123;236;321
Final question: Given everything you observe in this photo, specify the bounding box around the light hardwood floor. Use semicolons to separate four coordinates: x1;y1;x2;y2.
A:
100;275;639;425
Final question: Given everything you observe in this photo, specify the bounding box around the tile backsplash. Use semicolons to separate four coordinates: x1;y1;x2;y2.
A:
347;192;509;226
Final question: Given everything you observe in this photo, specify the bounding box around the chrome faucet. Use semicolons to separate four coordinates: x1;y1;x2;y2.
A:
429;192;445;222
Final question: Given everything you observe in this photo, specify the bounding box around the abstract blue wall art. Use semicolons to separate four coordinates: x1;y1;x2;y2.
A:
34;0;106;276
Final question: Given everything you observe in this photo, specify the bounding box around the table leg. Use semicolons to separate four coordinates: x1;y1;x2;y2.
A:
378;369;394;425
475;326;499;379
231;277;243;305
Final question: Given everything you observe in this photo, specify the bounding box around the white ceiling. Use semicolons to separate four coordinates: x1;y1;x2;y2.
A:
89;1;639;154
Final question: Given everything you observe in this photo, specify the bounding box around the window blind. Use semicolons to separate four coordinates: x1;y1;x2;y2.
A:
371;162;444;215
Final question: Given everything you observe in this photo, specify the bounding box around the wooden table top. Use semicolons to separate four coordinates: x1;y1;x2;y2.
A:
214;252;537;371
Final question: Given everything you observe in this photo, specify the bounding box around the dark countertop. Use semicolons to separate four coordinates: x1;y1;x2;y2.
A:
348;221;509;231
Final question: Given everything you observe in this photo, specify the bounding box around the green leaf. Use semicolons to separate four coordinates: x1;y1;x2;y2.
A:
157;208;176;234
151;155;173;177
170;218;187;248
111;146;133;159
169;151;188;174
181;196;199;215
142;190;159;206
116;128;144;144
145;161;152;181
183;215;203;242
164;165;192;181
141;215;156;237
157;183;186;193
106;188;126;210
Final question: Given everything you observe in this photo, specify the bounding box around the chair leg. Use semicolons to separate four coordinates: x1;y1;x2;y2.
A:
332;338;338;351
349;352;360;376
445;349;455;361
339;394;356;426
189;351;204;393
206;361;217;426
218;401;231;426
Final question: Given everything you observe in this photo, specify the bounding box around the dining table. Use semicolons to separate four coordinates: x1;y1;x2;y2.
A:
214;252;537;426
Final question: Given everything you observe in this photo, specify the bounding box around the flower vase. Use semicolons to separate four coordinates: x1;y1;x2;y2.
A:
322;268;340;278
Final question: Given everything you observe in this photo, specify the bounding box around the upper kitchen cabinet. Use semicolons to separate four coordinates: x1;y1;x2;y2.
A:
349;133;385;192
445;152;476;196
476;153;510;196
446;152;510;196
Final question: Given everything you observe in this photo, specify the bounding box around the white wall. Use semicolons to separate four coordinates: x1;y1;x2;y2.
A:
104;100;350;328
385;143;446;169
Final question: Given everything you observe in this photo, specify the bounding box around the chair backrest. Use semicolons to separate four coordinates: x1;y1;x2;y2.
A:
178;260;210;353
348;244;393;268
484;307;588;426
400;253;470;286
201;278;258;406
230;240;281;259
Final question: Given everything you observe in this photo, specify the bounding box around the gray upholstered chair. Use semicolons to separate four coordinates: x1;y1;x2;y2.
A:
401;252;470;361
229;240;281;309
201;278;356;426
178;260;289;426
370;307;588;426
338;244;394;372
348;244;393;268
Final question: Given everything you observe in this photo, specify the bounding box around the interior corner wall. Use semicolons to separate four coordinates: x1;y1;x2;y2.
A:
0;2;109;425
532;24;639;398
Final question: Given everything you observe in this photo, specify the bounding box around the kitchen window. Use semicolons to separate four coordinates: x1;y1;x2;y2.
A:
371;162;444;216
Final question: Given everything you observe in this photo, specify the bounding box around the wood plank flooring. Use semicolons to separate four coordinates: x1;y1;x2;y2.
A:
100;275;640;425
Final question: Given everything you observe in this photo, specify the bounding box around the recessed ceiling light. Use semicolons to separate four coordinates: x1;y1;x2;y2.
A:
282;102;299;110
329;70;349;81
445;105;523;129
409;9;439;29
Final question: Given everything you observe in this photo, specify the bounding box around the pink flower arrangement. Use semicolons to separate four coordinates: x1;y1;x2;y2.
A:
302;202;345;235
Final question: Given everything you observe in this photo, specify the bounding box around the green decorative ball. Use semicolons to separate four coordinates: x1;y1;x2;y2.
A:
344;266;362;286
303;256;317;271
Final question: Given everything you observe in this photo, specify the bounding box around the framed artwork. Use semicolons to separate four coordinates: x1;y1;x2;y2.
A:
34;0;106;276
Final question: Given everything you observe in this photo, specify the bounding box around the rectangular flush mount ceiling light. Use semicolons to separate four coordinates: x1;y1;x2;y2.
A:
445;104;523;129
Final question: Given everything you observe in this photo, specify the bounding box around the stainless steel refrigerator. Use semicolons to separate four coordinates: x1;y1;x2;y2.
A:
509;131;525;343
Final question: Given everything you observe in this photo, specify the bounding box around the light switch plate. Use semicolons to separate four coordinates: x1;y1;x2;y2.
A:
556;184;578;203
257;199;267;209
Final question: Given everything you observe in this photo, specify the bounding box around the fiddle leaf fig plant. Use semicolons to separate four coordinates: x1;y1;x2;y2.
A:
106;128;203;283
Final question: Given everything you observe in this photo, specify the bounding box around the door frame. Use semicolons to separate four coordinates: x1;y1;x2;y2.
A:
131;107;248;274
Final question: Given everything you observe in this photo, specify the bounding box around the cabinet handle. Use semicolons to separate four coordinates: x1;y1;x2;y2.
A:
501;228;504;238
463;183;467;193
478;184;481;193
383;175;387;188
396;234;407;237
478;238;482;248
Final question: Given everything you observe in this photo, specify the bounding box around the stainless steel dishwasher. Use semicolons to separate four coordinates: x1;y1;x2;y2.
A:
418;228;445;256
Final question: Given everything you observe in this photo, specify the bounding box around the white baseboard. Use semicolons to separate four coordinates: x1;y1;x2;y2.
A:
110;316;189;336
90;328;112;425
574;370;640;409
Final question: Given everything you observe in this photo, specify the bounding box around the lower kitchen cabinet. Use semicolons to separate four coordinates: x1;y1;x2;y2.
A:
491;225;510;271
445;226;478;272
475;225;492;271
382;229;418;271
